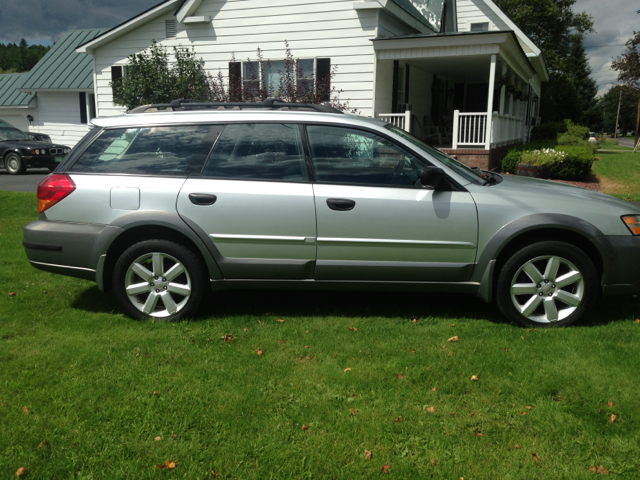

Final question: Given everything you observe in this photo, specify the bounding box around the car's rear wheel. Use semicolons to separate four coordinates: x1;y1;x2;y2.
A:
113;239;208;321
496;241;599;327
5;153;26;175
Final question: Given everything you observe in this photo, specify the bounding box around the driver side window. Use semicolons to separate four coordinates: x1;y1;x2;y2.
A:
306;125;424;187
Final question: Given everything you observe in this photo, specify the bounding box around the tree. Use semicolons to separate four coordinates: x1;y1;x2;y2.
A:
0;39;50;73
599;85;640;135
612;11;640;89
493;0;596;124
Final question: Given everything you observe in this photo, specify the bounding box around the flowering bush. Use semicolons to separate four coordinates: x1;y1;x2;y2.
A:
520;148;568;166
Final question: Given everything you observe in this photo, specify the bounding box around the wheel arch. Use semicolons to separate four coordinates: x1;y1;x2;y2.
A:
475;214;608;303
98;211;223;292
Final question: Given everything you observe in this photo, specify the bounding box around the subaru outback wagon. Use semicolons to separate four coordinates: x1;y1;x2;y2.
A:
23;100;640;327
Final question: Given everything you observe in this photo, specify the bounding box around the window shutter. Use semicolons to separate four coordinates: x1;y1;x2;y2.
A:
111;66;123;82
79;92;87;124
316;58;331;102
229;62;242;102
166;20;177;39
405;64;410;104
392;60;399;113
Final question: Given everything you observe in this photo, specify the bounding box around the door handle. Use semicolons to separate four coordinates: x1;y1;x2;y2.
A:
189;193;217;206
326;198;356;211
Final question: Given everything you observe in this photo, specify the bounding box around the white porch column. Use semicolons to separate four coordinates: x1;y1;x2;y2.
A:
452;110;460;149
485;54;497;150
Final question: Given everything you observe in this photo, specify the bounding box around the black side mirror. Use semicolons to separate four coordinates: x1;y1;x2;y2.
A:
420;166;447;190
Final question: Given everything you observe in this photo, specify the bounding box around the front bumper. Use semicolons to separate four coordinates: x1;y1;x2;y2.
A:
594;235;640;296
22;155;65;169
23;220;123;285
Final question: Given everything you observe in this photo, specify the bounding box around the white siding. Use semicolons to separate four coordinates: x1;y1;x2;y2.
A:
93;0;381;117
0;107;37;131
377;11;415;38
456;0;507;33
28;92;90;147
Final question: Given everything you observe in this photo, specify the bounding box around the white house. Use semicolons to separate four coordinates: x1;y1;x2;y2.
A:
77;0;548;169
0;73;38;131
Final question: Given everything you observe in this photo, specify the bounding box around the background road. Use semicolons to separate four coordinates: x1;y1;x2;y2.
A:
0;168;50;192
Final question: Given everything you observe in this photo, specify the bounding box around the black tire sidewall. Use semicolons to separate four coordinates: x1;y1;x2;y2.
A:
113;239;208;321
496;241;599;328
5;153;25;175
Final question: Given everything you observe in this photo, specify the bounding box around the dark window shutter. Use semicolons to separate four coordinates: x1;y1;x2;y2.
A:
316;58;331;102
79;92;87;124
229;62;242;102
392;60;399;113
111;66;123;82
405;64;410;104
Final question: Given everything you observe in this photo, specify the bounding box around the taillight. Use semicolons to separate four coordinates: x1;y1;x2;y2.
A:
37;174;76;214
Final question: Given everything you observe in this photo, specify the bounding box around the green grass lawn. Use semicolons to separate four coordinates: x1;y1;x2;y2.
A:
593;149;640;202
1;191;640;479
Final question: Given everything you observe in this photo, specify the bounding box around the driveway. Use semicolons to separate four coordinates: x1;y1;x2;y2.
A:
0;168;50;192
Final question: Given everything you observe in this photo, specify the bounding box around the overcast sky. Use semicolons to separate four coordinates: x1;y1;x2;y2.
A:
0;0;637;97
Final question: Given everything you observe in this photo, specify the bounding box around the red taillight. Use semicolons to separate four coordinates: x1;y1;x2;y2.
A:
37;174;76;214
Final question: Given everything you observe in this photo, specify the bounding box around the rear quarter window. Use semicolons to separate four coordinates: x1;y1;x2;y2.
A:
69;125;221;176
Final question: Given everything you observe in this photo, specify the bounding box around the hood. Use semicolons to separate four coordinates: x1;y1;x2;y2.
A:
8;140;70;150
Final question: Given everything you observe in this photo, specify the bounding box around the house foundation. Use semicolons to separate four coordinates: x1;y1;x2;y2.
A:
440;142;522;171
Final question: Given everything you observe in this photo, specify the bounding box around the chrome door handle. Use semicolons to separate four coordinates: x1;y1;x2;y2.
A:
326;198;356;211
189;193;217;206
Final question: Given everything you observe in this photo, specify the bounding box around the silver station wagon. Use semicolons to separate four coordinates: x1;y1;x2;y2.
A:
23;100;640;327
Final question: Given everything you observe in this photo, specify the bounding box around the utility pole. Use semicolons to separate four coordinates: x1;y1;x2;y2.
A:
635;101;640;153
614;91;622;139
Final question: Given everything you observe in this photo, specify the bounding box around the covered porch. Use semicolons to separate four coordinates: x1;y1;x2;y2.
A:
372;32;542;170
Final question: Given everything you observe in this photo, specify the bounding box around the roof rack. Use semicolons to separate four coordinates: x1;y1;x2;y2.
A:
127;98;344;114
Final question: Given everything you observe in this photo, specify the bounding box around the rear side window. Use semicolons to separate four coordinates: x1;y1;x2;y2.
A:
202;123;307;182
70;125;221;176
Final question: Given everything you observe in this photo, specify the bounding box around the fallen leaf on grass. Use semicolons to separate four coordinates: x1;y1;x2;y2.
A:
243;328;248;332
190;339;195;344
38;440;46;448
276;319;286;323
223;334;233;342
210;469;218;477
609;414;617;423
469;413;475;417
396;373;404;380
412;349;416;353
526;406;532;410
527;329;536;332
470;375;478;381
256;348;263;356
473;432;485;437
521;412;526;416
553;397;563;402
432;387;437;392
276;340;284;344
350;408;357;416
426;406;435;413
588;465;609;475
607;401;613;408
394;417;402;423
504;348;509;352
154;436;161;441
442;345;446;349
598;409;602;413
514;444;520;449
42;291;47;294
635;319;640;324
305;330;309;333
447;351;455;356
15;467;25;477
521;336;525;341
380;464;390;473
305;345;311;348
344;368;351;372
411;318;419;323
22;406;31;414
171;432;177;437
302;424;309;431
448;336;459;342
365;450;372;459
431;458;436;466
155;460;176;469
350;327;357;332
152;391;160;396
451;324;455;327
532;454;540;464
8;292;16;297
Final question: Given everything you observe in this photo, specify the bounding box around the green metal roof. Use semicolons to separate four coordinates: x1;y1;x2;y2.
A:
0;73;35;107
21;28;108;91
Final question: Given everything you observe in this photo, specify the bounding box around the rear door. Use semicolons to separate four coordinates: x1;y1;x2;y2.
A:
307;124;478;282
177;123;317;279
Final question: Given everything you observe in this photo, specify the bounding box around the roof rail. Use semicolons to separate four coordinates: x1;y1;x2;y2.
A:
127;98;344;114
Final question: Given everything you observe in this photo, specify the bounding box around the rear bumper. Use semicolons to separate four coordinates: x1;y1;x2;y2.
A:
23;220;123;284
595;235;640;296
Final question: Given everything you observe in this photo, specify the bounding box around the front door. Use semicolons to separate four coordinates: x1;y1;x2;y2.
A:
177;123;317;279
306;125;478;282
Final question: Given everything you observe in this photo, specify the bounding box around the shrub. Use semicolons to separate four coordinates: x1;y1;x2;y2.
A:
500;140;557;173
563;119;589;140
520;149;568;167
557;133;598;154
550;146;594;180
531;121;567;141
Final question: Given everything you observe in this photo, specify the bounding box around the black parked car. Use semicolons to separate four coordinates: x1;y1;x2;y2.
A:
0;119;52;143
0;125;70;175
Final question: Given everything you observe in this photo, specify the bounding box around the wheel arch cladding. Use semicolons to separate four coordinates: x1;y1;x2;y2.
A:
474;214;608;302
100;211;222;292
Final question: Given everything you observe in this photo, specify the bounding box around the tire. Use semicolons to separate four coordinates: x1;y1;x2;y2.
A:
113;239;209;321
496;241;599;328
5;153;26;175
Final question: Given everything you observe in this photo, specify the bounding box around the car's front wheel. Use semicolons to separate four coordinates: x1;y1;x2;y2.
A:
113;239;208;321
496;241;599;327
5;153;26;175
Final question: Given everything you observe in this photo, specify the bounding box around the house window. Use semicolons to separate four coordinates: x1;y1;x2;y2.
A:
165;20;177;39
470;22;489;32
111;65;128;95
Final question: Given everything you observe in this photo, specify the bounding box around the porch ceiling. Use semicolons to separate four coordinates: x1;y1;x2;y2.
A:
405;55;492;83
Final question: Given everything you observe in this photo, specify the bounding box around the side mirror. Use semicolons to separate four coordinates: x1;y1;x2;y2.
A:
420;166;447;190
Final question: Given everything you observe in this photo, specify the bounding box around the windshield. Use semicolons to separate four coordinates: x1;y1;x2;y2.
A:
0;127;31;141
387;126;487;185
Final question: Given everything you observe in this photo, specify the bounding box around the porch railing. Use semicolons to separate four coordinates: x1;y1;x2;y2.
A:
452;111;488;149
491;114;525;147
377;111;411;134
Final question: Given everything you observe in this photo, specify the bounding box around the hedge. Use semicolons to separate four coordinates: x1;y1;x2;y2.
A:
551;146;594;180
500;140;557;174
